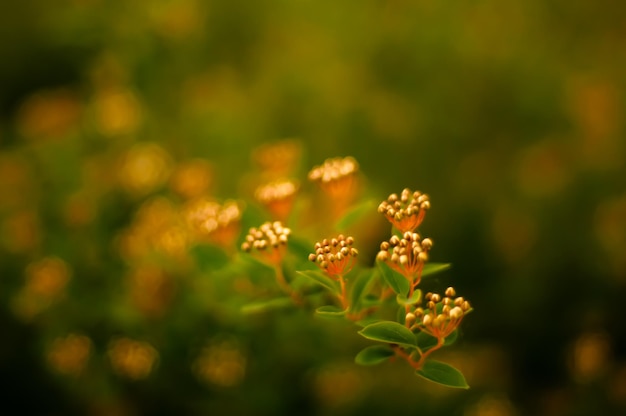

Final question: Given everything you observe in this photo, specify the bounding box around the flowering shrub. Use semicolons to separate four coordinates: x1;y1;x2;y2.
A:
236;154;472;389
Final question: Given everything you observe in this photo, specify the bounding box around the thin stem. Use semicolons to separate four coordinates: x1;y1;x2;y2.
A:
339;276;348;310
391;345;421;370
274;265;302;305
405;280;414;315
416;336;444;368
392;335;445;370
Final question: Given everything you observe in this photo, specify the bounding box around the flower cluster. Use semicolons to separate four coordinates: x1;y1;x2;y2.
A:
308;235;359;279
254;179;299;220
241;221;291;265
376;231;432;283
407;287;471;339
184;198;242;246
308;156;359;199
378;188;430;233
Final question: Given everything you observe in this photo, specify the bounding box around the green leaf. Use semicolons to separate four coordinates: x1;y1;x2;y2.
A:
358;321;417;348
362;294;380;307
421;263;451;279
315;305;347;318
416;330;458;351
396;289;422;306
296;270;340;295
190;244;230;271
336;199;376;231
416;360;469;389
241;297;294;314
349;269;376;312
237;252;274;271
377;261;409;296
355;317;382;328
355;345;395;366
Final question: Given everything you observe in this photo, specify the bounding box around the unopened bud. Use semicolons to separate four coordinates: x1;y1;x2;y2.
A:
450;306;463;320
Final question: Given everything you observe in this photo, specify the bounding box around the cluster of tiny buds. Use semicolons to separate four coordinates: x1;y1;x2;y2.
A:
378;188;430;232
308;235;358;278
241;222;291;252
376;232;432;279
308;156;358;184
254;179;298;203
405;287;471;337
184;199;241;235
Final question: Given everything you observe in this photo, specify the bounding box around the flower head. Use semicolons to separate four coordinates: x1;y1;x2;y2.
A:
184;198;242;247
308;235;359;279
376;231;432;283
254;179;299;221
413;287;471;339
308;156;359;200
241;221;291;266
378;188;430;233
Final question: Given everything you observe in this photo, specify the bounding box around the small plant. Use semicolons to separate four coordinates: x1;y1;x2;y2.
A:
238;156;473;389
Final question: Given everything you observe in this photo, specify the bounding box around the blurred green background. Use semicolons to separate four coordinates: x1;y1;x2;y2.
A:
1;0;626;415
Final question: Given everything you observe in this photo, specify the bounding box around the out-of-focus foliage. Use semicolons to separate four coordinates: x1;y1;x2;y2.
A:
1;0;626;415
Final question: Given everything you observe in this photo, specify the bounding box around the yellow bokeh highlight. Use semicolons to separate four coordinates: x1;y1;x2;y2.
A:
116;196;189;262
569;332;611;382
11;256;71;321
47;334;93;377
16;88;82;141
93;86;143;137
169;159;214;200
127;265;174;318
108;338;159;380
192;336;246;387
118;143;172;196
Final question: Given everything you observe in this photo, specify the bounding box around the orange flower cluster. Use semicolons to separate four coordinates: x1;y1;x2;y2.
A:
407;287;472;339
241;221;291;266
378;188;430;233
376;232;432;283
308;235;359;279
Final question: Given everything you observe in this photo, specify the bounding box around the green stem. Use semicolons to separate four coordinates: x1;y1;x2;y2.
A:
275;265;301;305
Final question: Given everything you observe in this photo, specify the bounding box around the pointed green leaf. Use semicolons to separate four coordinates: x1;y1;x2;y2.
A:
421;263;451;278
336;199;376;231
377;261;409;296
296;270;340;294
241;297;294;314
358;321;417;348
396;289;422;306
355;345;395;366
355;317;382;328
416;360;469;389
315;305;347;318
349;269;376;312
